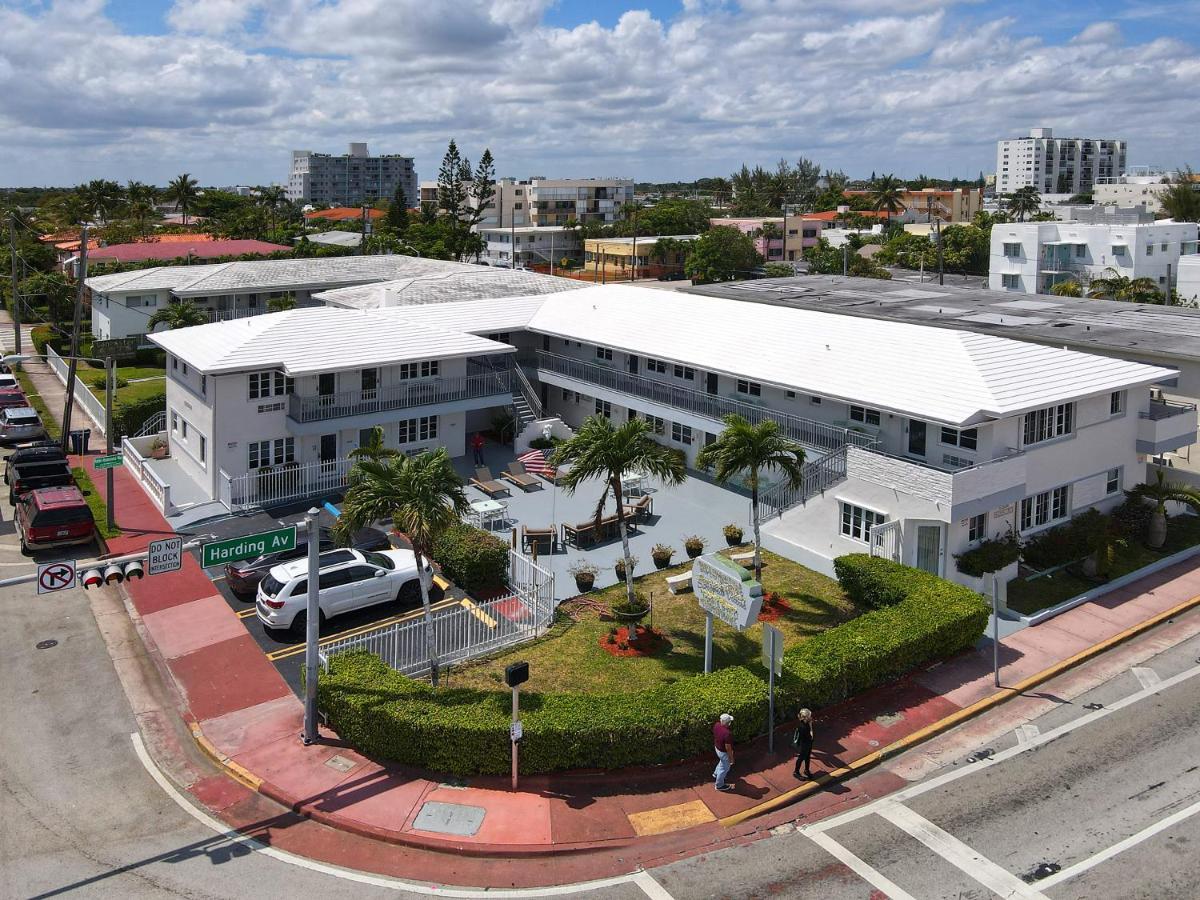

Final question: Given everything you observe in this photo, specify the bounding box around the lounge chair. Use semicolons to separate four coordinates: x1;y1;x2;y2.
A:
503;460;543;492
521;524;556;554
470;467;510;498
622;494;653;522
562;519;598;548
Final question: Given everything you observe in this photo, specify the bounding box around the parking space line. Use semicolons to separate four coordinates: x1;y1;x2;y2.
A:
1132;666;1161;690
263;598;460;662
461;598;497;628
1036;796;1200;889
876;802;1050;899
805;830;919;900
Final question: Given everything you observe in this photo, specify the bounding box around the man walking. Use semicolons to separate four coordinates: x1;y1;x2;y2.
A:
471;432;486;466
713;713;735;792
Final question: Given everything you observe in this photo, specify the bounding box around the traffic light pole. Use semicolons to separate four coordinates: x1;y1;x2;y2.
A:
105;356;115;531
302;507;322;745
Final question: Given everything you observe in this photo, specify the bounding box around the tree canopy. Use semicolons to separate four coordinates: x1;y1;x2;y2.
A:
684;225;761;283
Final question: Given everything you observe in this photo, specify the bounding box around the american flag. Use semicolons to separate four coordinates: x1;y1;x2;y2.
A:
518;448;557;481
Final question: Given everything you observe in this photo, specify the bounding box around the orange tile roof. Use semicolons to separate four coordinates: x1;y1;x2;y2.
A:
802;209;893;221
304;207;385;222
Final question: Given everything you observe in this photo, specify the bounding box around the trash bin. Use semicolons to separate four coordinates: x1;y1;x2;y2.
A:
81;428;91;454
69;429;85;455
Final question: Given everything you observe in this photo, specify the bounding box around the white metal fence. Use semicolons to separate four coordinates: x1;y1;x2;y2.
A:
224;457;354;510
46;345;107;433
321;550;555;678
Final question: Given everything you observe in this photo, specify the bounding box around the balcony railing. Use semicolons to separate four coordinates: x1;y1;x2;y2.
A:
532;351;875;453
288;369;513;423
1141;398;1198;422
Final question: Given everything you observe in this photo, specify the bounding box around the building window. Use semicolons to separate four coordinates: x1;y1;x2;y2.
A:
1022;402;1074;445
1106;467;1121;495
561;388;572;401
785;390;796;399
968;513;987;543
595;399;611;418
1003;242;1022;257
200;375;206;397
1001;273;1020;289
170;411;178;432
1112;245;1126;257
645;357;667;374
942;453;974;469
940;426;978;451
644;414;665;434
171;356;177;371
840;502;886;542
810;396;822;405
398;416;438;443
1020;485;1070;531
595;346;613;361
671;422;693;445
398;360;439;379
182;363;189;375
485;332;511;343
736;379;761;397
849;405;881;427
199;435;206;463
673;364;695;380
181;420;188;438
1147;244;1154;256
1110;390;1124;415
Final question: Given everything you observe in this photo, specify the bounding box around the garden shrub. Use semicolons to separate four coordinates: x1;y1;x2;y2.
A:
833;553;930;608
954;531;1021;578
112;393;166;438
318;651;767;775
1112;495;1153;541
430;523;509;594
30;325;57;355
1021;519;1090;571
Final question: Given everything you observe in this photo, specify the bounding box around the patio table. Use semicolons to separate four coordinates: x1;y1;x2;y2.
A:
621;471;647;496
470;498;508;530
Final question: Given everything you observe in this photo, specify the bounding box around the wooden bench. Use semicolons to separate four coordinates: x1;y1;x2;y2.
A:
731;551;757;567
666;571;693;594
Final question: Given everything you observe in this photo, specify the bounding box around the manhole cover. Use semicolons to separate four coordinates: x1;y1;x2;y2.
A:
875;711;904;728
412;801;486;836
324;754;356;773
35;639;58;650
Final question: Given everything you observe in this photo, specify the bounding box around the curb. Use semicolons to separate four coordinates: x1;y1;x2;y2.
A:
720;589;1200;827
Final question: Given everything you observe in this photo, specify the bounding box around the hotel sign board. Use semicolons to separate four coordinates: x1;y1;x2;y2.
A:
693;553;763;630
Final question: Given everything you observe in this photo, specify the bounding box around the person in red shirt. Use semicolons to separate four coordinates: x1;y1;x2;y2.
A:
713;713;735;791
471;432;485;466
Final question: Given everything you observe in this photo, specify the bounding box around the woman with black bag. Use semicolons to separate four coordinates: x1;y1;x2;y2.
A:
792;708;814;779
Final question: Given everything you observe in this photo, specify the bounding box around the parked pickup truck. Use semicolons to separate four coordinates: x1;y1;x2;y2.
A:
8;459;74;505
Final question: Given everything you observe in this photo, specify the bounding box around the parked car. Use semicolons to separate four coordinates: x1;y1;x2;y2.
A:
15;485;95;552
255;547;438;637
8;459;73;505
0;373;18;390
4;442;65;484
0;387;27;410
223;525;392;595
0;407;45;443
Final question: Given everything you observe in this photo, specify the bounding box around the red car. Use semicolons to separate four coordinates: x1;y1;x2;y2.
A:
0;387;27;410
16;485;95;552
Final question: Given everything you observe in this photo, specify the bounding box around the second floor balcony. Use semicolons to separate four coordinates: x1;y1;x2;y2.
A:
287;368;513;426
1138;398;1198;455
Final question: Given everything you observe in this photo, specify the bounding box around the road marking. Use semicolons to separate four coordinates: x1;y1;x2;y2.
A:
805;830;919;900
627;799;715;836
131;730;674;897
264;598;460;661
1014;724;1040;746
808;659;1200;835
236;608;256;619
1036;796;1200;889
1132;666;1161;690
876;802;1049;899
461;597;497;628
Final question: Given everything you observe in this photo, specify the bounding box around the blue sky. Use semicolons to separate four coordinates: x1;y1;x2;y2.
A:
1;1;1198;186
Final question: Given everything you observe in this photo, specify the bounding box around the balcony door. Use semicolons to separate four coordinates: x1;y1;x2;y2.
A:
318;373;336;407
705;372;718;395
319;434;338;473
627;355;638;375
907;419;926;457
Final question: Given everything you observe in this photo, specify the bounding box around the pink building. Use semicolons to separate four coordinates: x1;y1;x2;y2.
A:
710;217;785;261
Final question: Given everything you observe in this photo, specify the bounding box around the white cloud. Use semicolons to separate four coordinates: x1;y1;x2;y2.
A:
0;1;1197;186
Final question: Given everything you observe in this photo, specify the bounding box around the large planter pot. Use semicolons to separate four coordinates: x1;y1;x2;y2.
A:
685;544;704;559
1148;510;1167;549
612;606;649;623
574;575;595;593
724;530;744;547
652;554;672;570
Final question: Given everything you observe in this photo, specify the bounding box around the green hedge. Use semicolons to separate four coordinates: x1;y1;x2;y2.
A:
318;651;767;775
30;324;57;355
112;393;166;439
430;523;509;594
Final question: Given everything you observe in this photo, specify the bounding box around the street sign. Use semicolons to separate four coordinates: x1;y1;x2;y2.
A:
147;537;183;576
37;560;77;595
761;623;783;676
693;553;764;630
201;526;297;568
510;721;523;743
94;454;124;470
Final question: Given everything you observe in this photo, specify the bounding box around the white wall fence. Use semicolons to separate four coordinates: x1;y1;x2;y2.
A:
121;433;175;516
223;457;354;510
321;550;555;679
46;345;106;434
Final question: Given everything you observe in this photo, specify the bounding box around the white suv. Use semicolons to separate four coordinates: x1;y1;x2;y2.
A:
255;547;432;636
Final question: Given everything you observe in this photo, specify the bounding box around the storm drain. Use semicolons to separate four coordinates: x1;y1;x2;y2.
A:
412;801;486;836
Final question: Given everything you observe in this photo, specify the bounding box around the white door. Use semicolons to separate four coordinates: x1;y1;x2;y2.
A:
915;524;943;576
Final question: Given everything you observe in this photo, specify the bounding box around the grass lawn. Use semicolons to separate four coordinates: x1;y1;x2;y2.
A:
15;369;61;440
1006;514;1200;616
72;466;120;539
449;547;858;694
77;366;165;407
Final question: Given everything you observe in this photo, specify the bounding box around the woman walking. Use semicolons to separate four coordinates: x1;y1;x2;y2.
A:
792;709;814;780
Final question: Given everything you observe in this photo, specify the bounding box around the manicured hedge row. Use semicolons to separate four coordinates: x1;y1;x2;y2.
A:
430;523;509;594
318;651;767;776
782;555;988;709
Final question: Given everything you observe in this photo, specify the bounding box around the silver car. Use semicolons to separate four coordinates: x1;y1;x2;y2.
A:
0;407;46;443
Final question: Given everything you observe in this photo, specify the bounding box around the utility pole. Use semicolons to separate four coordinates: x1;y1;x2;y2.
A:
631;207;638;282
935;217;945;286
8;212;20;355
105;356;115;530
360;205;369;255
302;507;322;745
61;226;88;453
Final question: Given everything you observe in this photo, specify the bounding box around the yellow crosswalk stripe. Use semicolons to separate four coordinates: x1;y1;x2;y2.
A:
460;598;497;628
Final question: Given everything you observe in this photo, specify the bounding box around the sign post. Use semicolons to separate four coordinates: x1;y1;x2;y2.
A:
762;623;783;753
505;661;529;791
302;509;321;745
692;554;764;675
147;537;183;576
201;526;297;569
94;453;123;470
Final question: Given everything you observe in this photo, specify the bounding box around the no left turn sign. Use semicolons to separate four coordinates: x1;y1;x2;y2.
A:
37;561;77;595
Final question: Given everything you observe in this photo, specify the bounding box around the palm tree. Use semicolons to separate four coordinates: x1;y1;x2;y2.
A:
870;174;906;227
257;185;287;234
147;301;208;331
551;416;687;639
1126;470;1200;549
1087;268;1163;304
1006;186;1042;222
82;179;122;225
349;425;400;466
334;449;468;685
166;173;199;225
1050;280;1083;297
696;415;806;582
267;292;296;313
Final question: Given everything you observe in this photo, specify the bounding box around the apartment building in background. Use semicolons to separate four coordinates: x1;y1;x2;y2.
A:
988;220;1198;295
713;218;785;261
418;177;635;228
996;128;1127;196
842;187;984;223
583;236;696;279
1093;168;1198;214
286;143;417;207
476;226;581;268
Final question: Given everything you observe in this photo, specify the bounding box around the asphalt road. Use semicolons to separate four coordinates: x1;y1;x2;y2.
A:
650;616;1200;900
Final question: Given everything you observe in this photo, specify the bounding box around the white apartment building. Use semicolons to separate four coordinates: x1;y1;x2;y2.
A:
1093;169;1192;214
287;143;417;207
1179;253;1200;306
419;177;634;228
996;128;1127;196
988;220;1199;296
133;285;1180;591
476;226;581;267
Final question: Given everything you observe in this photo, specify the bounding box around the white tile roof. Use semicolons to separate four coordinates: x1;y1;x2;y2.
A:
526;285;1176;425
147;307;512;376
375;296;549;333
316;267;583;310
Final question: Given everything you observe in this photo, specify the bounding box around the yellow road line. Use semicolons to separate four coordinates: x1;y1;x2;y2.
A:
460;597;497;628
236;607;256;619
434;574;450;590
264;597;459;661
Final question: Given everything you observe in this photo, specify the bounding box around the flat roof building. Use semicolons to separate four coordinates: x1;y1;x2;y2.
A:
287;143;417;208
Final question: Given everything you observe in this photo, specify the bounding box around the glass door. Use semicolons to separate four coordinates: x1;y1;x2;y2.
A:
915;524;942;575
908;419;927;457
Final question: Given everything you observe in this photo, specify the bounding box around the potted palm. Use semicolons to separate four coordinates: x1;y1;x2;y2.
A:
569;560;599;593
651;543;674;569
1127;470;1200;549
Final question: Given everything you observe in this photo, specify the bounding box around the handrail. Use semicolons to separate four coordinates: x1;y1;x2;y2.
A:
1141;398;1198;421
288;369;514;423
134;410;167;437
760;445;848;518
513;364;543;419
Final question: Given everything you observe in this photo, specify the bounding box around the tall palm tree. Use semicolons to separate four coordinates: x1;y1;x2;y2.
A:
696;415;806;582
257;185;287;234
147;301;208;331
1006;186;1042;222
166;173;199;225
267;292;297;313
1050;280;1083;297
349;425;400;466
1087;268;1163;304
551;416;687;639
334;449;468;685
82;179;122;225
870;174;906;227
1126;470;1200;549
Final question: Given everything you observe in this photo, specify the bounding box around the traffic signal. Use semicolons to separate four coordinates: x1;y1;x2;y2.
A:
81;560;148;589
80;568;104;589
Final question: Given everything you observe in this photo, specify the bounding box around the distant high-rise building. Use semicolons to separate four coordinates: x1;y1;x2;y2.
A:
286;143;417;207
995;128;1127;196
